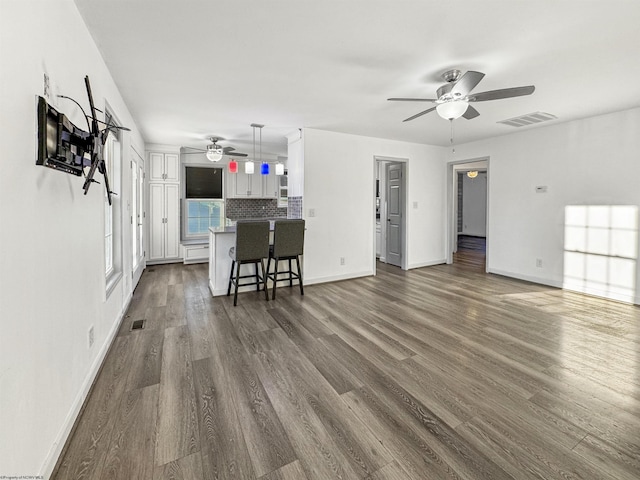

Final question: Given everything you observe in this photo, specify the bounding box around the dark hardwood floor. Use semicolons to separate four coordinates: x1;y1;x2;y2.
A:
52;260;640;479
454;235;486;270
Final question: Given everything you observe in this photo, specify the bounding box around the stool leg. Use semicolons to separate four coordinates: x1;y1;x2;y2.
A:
272;258;279;300
255;262;260;292
288;259;293;287
233;261;242;306
260;259;269;302
296;256;304;295
227;260;235;296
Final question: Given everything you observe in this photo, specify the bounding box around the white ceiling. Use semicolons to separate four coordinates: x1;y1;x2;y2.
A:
74;0;640;157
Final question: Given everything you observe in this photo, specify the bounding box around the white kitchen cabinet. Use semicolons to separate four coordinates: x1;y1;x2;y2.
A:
149;152;180;182
226;170;278;198
149;183;180;262
263;171;278;198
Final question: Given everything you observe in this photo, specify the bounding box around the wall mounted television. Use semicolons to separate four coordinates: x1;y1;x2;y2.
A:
36;96;92;176
185;166;223;198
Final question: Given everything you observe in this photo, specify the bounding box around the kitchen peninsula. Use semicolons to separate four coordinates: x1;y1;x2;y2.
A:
208;220;281;297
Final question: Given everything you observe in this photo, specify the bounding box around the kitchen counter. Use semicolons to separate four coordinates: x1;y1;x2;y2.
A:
208;219;285;296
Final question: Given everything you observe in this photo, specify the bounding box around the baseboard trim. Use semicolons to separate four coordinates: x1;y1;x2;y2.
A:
305;270;372;286
407;259;447;270
487;268;563;289
42;292;133;479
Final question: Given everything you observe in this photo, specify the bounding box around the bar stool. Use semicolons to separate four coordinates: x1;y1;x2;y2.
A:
266;219;305;300
227;220;270;306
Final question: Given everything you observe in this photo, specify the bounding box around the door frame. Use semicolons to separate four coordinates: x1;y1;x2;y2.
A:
373;156;408;275
131;146;145;288
446;156;490;269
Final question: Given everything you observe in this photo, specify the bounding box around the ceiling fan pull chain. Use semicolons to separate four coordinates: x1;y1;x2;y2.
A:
450;119;456;154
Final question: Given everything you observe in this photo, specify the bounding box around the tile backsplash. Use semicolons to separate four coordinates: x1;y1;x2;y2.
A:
226;198;287;220
287;196;303;219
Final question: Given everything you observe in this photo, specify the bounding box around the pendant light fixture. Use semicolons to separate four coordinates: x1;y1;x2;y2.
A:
228;158;238;173
275;162;284;176
261;162;269;175
247;123;264;175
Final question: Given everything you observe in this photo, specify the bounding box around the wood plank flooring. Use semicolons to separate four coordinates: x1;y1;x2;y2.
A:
52;261;640;480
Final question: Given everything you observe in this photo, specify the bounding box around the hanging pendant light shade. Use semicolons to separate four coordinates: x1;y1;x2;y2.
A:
275;162;284;175
261;162;269;175
436;101;468;120
245;161;254;174
228;159;238;173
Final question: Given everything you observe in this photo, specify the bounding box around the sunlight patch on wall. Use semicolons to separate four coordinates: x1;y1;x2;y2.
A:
564;205;638;303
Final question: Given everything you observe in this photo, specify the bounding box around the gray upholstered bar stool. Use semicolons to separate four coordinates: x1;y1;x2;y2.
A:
266;219;305;300
227;220;270;306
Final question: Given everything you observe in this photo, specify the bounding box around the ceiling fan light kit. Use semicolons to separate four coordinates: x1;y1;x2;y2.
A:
206;144;223;162
436;101;469;120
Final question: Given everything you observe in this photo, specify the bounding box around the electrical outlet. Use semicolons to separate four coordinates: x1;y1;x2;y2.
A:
340;257;345;266
536;258;543;268
88;325;95;348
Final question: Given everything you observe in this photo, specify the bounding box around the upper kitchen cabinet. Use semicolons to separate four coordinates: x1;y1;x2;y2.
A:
227;169;278;198
149;152;180;182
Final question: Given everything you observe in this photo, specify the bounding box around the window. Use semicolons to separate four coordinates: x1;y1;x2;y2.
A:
564;205;638;303
103;132;117;276
185;199;225;236
103;107;122;295
182;165;225;239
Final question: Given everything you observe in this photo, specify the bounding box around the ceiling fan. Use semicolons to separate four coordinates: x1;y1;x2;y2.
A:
182;137;248;162
388;69;535;122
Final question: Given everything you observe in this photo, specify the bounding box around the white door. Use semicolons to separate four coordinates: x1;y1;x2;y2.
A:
164;184;180;258
164;154;180;182
233;171;252;197
263;172;277;198
149;183;165;261
131;151;145;286
149;153;165;182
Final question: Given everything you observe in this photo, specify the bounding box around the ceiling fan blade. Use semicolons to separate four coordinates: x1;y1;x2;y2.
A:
181;146;206;152
228;152;248;157
223;146;236;153
451;71;485;97
402;106;437;122
471;85;535;102
388;98;437;102
182;150;207;155
462;105;480;120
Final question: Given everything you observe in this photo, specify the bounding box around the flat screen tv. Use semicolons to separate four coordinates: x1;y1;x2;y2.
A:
185;166;223;199
36;96;91;176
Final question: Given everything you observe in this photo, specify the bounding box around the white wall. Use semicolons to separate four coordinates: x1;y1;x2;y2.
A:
461;172;487;236
452;108;640;303
0;1;144;476
302;129;446;284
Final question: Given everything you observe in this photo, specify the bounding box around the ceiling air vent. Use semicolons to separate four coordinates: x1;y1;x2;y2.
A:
498;112;557;127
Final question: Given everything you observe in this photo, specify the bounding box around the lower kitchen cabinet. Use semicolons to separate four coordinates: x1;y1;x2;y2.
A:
149;183;180;262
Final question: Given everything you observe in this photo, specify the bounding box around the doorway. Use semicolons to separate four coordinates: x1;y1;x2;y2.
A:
374;157;407;272
447;158;489;270
131;147;145;288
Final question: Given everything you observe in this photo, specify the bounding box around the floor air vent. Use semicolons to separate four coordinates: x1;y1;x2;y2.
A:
498;112;557;127
130;319;146;331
